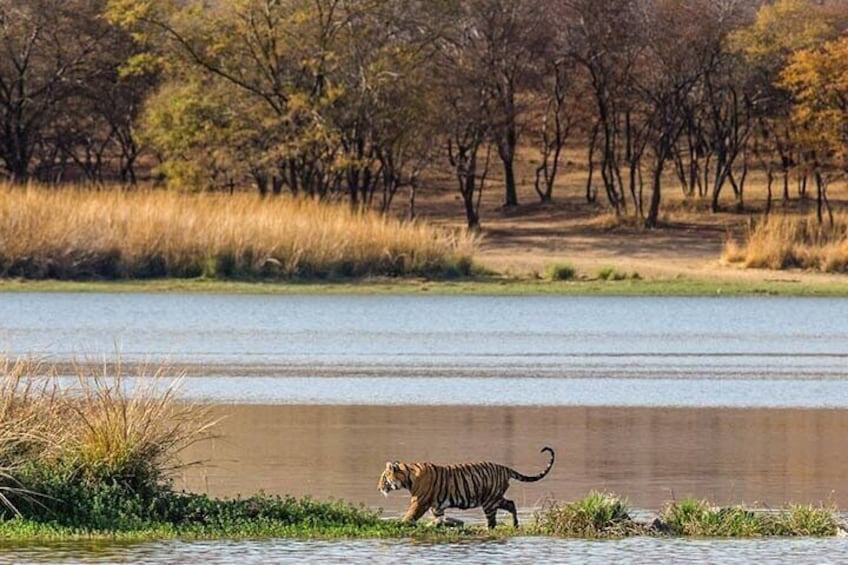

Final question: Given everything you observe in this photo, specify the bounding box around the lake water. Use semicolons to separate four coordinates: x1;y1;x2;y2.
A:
2;292;848;562
3;537;848;564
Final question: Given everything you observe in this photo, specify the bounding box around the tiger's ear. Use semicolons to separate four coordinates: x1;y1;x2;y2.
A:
386;461;399;471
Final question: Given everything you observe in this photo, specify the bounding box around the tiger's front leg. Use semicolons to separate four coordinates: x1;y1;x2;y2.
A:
402;496;429;523
428;508;464;527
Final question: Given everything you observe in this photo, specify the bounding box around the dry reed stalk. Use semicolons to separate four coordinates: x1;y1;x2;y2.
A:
0;355;217;514
0;358;60;515
723;212;848;272
59;360;217;484
0;185;476;279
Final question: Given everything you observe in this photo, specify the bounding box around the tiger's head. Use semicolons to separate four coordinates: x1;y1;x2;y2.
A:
378;461;410;496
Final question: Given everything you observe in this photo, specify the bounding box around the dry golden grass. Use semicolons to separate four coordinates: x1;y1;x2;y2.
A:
0;359;60;514
60;361;217;486
723;213;848;272
0;357;215;513
0;184;477;280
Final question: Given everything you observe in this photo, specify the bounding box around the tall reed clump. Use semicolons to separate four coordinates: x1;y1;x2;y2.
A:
58;362;216;490
0;357;216;527
0;359;59;516
0;184;477;281
723;213;848;272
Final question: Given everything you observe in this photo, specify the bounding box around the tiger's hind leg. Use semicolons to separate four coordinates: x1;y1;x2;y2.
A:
483;504;498;529
499;498;519;528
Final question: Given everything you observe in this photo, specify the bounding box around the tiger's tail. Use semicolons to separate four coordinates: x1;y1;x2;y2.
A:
508;446;555;483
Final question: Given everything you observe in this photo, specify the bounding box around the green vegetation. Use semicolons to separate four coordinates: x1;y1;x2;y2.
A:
532;491;644;538
543;263;577;281
660;499;839;537
1;274;847;297
597;267;635;281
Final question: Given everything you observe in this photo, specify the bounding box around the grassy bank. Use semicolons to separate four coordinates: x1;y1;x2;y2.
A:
1;274;847;297
0;185;475;280
0;490;842;542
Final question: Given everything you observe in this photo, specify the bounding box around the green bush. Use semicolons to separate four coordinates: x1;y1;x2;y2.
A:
544;262;576;281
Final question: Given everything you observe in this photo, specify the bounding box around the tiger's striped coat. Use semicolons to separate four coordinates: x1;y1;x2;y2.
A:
378;447;555;528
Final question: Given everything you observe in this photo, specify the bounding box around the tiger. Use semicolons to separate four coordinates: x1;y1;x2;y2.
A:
377;446;555;529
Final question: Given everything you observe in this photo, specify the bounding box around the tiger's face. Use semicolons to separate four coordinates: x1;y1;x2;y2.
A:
378;461;407;496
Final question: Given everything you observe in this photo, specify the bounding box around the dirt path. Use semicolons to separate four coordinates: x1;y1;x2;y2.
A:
417;191;846;286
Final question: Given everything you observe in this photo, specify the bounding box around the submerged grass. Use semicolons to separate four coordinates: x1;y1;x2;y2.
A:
0;185;477;281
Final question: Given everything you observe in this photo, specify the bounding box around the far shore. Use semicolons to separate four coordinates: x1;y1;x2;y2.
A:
0;272;845;297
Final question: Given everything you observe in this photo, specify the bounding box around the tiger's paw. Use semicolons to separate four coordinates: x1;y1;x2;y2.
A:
428;516;465;528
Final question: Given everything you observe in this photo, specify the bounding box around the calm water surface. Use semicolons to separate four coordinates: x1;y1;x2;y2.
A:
178;405;848;515
3;293;848;407
2;292;848;562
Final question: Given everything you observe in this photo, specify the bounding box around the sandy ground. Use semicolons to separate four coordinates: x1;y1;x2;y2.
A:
411;174;848;287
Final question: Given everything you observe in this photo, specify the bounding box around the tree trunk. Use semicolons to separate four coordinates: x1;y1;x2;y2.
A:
646;150;666;229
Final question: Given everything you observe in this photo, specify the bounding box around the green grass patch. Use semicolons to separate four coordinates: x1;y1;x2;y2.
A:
598;267;638;281
531;492;645;538
1;273;846;297
660;498;839;537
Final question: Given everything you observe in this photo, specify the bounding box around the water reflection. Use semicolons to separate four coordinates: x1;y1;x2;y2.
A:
179;405;848;516
4;537;848;564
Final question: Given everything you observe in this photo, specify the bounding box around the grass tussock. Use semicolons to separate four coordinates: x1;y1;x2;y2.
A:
660;498;839;537
59;363;216;488
724;213;848;272
0;185;477;281
532;491;645;538
0;357;215;525
543;262;577;281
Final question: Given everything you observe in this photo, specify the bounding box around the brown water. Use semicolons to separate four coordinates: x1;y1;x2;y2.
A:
178;405;848;518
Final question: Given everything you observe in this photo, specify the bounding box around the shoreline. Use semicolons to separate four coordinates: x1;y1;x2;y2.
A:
0;499;844;543
0;273;845;297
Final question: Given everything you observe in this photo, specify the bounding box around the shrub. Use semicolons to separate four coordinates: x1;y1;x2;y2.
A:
598;266;630;281
544;262;577;281
598;266;614;280
766;504;839;537
661;499;761;537
0;359;60;516
57;363;215;490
